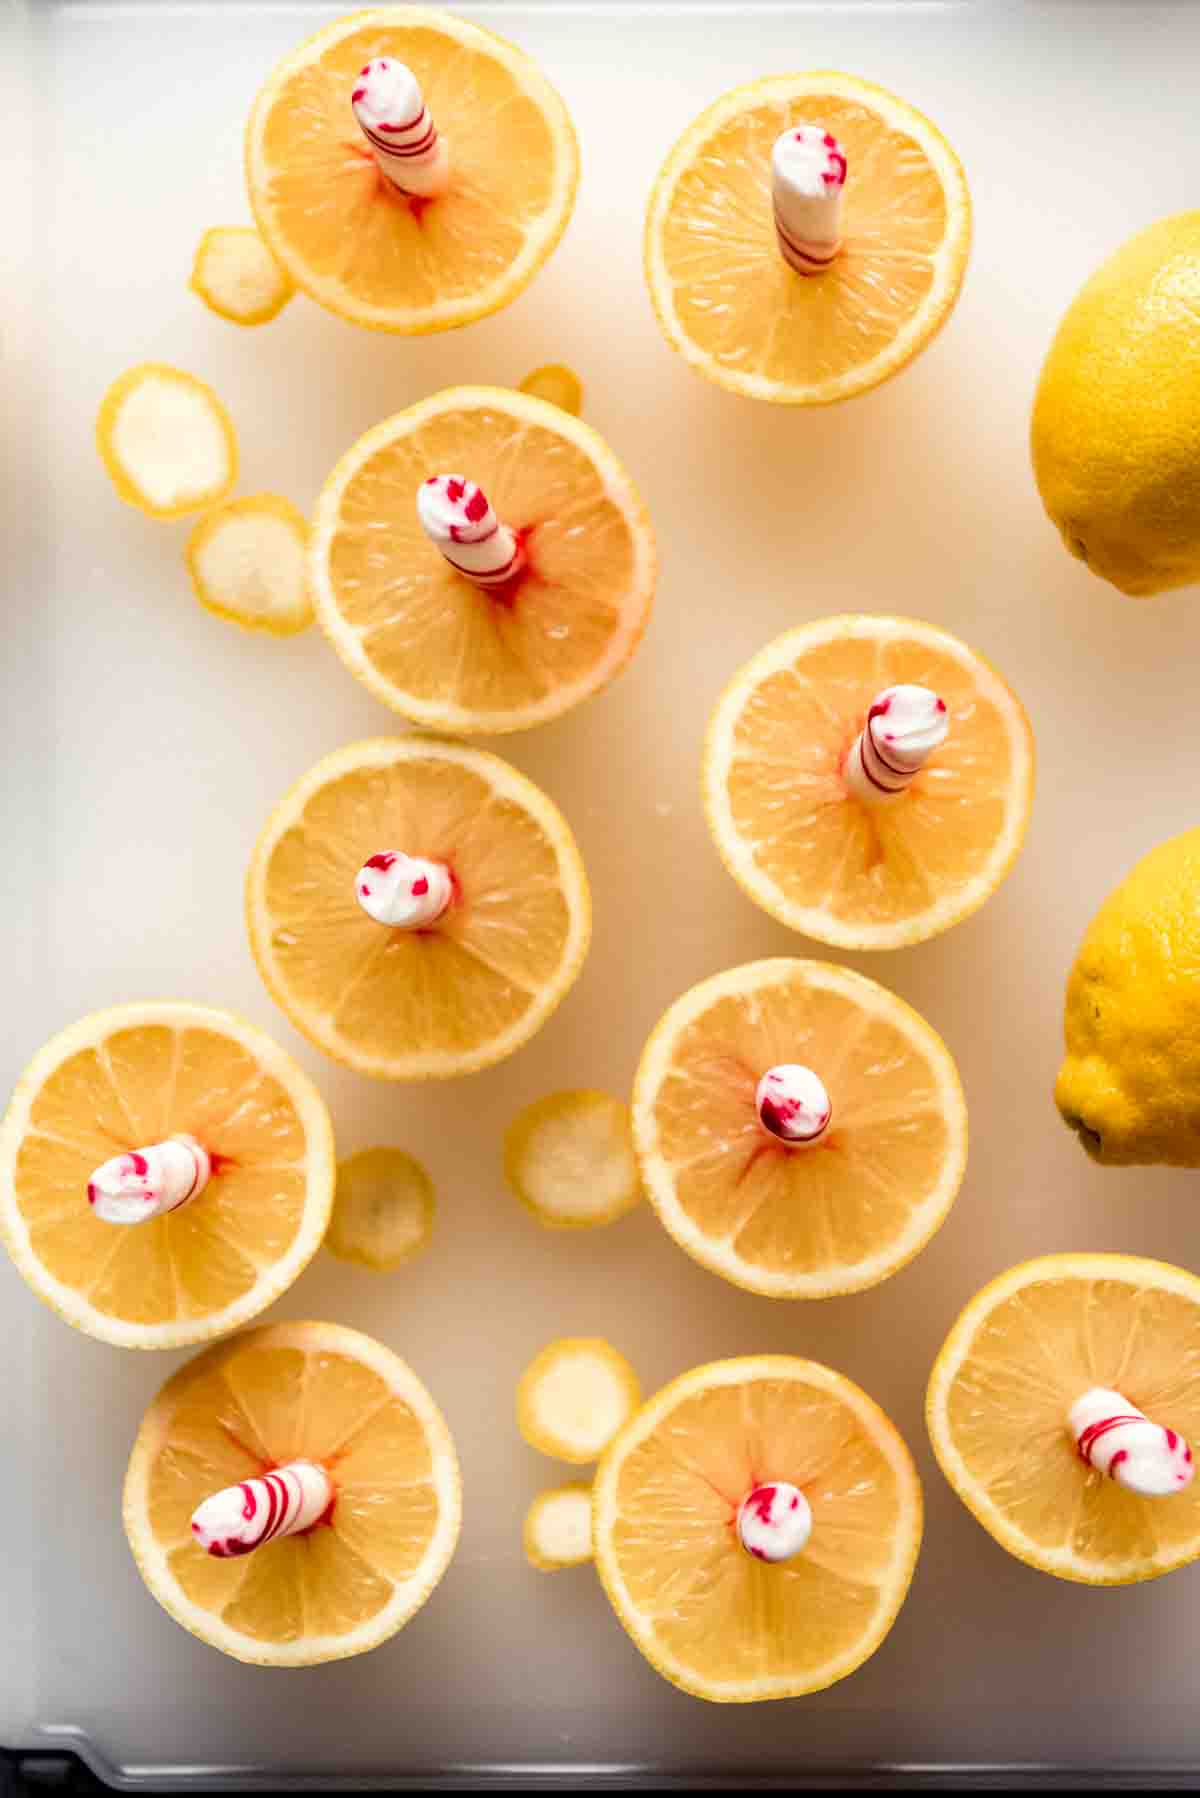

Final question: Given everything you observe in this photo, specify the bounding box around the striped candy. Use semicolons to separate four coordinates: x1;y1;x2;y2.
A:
771;125;847;276
351;59;449;199
417;475;525;591
191;1461;333;1558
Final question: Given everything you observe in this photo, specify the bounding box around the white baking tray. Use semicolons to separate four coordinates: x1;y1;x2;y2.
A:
6;0;1200;1783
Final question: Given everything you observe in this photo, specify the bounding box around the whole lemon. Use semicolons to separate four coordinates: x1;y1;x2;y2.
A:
1032;213;1200;597
1057;828;1200;1165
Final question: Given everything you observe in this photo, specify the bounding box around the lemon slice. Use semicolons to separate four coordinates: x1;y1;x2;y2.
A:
326;1148;435;1269
246;737;591;1079
190;226;294;325
186;495;312;636
524;1483;593;1570
504;1090;641;1229
518;1338;641;1464
703;615;1035;950
645;72;971;404
0;1003;334;1348
309;386;656;735
633;958;966;1299
246;8;578;335
124;1319;461;1663
97;364;238;519
518;364;583;415
927;1253;1200;1585
592;1357;923;1701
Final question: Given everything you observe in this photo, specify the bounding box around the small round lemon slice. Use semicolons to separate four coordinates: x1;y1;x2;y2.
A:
518;1338;641;1464
326;1148;435;1271
523;1482;593;1570
96;363;238;519
190;226;294;326
186;495;312;636
518;363;583;415
504;1090;641;1230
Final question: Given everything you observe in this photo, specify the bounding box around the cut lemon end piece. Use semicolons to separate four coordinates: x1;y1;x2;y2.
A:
186;495;313;636
246;737;592;1081
504;1090;642;1230
518;1338;641;1464
524;1482;593;1570
519;363;583;415
190;226;294;326
633;958;967;1300
310;385;656;735
245;9;579;335
593;1356;923;1702
326;1148;435;1270
645;71;971;406
96;364;238;519
703;615;1035;951
927;1253;1200;1586
123;1319;461;1664
0;1003;335;1349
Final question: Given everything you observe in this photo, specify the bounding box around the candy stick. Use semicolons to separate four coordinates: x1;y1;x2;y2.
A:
844;685;949;805
87;1135;210;1225
356;850;453;928
191;1460;333;1558
772;125;847;275
756;1066;831;1146
737;1481;812;1562
417;476;525;590
351;59;449;198
1069;1388;1195;1497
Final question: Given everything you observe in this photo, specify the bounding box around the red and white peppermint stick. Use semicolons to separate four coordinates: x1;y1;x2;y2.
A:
351;59;449;199
755;1065;831;1146
417;475;525;591
87;1135;210;1226
844;684;949;805
1069;1388;1194;1498
356;850;453;928
771;125;847;275
191;1460;333;1558
737;1481;812;1562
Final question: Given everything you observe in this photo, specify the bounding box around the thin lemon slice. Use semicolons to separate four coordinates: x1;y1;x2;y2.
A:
326;1148;434;1269
310;387;656;734
518;364;583;415
704;615;1035;950
524;1482;593;1570
124;1319;461;1663
633;958;966;1299
186;495;313;636
927;1254;1200;1585
245;8;578;335
97;364;238;519
518;1338;641;1464
246;737;591;1080
0;1004;334;1348
593;1357;923;1702
504;1090;641;1229
645;72;970;404
190;226;294;326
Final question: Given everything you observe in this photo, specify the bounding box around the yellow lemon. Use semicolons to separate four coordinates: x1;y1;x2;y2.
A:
1032;213;1200;596
1056;828;1200;1165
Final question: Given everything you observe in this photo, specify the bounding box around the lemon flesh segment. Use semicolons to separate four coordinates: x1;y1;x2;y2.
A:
633;957;967;1299
97;364;238;519
927;1254;1200;1585
190;226;294;325
592;1356;923;1702
523;1482;593;1569
519;364;584;415
0;1003;334;1348
504;1090;641;1229
309;386;656;735
703;614;1035;951
123;1319;462;1663
187;495;312;636
245;9;579;335
518;1338;641;1464
645;73;971;405
327;1148;435;1270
